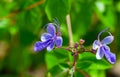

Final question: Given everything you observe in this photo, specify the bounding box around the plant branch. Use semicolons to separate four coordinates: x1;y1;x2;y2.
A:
0;0;45;20
25;0;45;10
71;52;78;77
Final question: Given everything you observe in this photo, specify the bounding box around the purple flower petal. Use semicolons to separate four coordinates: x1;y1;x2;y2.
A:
41;33;52;42
47;41;55;51
102;36;114;44
55;36;63;47
103;45;116;64
34;41;47;52
34;40;52;52
96;46;104;59
93;40;99;50
47;23;56;36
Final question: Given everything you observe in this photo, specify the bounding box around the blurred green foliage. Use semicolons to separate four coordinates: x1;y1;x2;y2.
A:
0;0;120;77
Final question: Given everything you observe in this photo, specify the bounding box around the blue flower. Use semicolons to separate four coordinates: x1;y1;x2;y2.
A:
34;23;63;52
92;30;116;64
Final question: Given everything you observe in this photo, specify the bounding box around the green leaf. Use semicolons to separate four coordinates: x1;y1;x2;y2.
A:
88;70;105;77
16;7;42;33
51;48;69;59
76;61;92;70
45;0;71;23
47;65;68;77
78;52;112;70
45;49;70;76
74;70;84;77
45;51;67;69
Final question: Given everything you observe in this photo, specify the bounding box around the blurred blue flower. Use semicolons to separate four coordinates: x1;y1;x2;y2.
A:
92;30;116;64
34;23;63;52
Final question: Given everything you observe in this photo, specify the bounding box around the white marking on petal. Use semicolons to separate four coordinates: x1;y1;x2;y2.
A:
47;41;55;51
96;47;104;60
93;40;99;50
41;33;52;42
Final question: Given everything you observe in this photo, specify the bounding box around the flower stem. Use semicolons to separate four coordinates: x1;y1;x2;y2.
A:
71;52;78;77
66;14;75;77
66;14;74;47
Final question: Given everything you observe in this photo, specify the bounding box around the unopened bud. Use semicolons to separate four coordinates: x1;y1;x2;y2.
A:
74;42;79;48
79;39;85;45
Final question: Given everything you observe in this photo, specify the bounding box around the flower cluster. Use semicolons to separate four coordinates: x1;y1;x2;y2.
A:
34;23;63;52
34;21;116;64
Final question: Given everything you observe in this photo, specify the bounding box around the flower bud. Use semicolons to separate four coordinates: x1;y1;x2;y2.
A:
79;39;85;45
74;42;79;48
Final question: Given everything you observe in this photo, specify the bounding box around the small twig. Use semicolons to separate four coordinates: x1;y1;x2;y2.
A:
78;47;96;54
71;52;78;77
55;46;72;52
72;52;78;66
25;0;45;10
0;0;45;20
